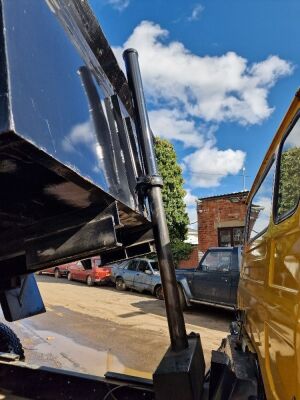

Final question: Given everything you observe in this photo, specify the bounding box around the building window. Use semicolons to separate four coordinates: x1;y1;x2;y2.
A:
218;227;244;247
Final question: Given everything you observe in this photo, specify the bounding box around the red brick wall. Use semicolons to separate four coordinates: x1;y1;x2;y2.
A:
197;194;248;253
177;246;199;269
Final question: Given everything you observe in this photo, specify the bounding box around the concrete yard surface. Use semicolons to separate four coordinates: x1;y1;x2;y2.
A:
3;275;233;379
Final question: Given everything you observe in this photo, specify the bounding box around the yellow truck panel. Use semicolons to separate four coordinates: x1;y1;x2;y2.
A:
239;90;300;400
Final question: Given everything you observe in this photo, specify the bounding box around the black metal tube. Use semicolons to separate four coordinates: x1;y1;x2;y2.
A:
123;48;188;352
122;49;157;177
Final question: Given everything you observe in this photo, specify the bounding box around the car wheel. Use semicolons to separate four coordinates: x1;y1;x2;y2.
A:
0;323;25;360
155;285;164;300
115;277;126;291
54;268;61;279
178;285;187;311
67;272;72;281
86;275;94;286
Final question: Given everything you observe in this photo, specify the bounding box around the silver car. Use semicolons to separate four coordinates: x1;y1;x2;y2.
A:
111;258;163;299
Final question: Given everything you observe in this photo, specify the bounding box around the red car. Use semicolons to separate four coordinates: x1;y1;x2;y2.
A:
67;257;112;286
38;263;72;279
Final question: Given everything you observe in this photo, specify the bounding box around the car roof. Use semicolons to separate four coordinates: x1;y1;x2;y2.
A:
207;246;242;250
124;258;157;262
207;247;234;250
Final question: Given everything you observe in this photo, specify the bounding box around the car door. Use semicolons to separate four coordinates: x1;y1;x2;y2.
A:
229;248;240;305
111;261;125;281
122;260;139;288
71;262;85;281
133;261;152;292
91;258;100;280
80;259;93;282
191;249;232;304
80;262;91;282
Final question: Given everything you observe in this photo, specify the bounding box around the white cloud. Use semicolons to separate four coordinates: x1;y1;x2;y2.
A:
184;189;198;225
249;56;293;88
187;206;198;227
183;146;246;188
286;119;300;147
250;196;272;236
149;109;206;148
62;121;105;173
106;0;129;11
184;189;198;207
114;21;293;125
184;189;198;229
113;21;293;188
62;121;93;152
188;4;204;21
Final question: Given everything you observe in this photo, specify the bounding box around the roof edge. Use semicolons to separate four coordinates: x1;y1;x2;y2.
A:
198;191;249;201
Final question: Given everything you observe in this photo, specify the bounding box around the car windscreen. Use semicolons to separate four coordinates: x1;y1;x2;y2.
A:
81;259;92;270
199;251;232;272
150;261;159;271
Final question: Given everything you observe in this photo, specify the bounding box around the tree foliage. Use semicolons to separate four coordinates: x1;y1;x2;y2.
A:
277;146;300;216
154;137;192;265
170;239;194;266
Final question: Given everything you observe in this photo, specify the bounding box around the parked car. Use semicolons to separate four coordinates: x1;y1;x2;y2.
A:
175;246;242;309
67;257;112;286
111;248;241;308
111;258;163;298
38;263;73;279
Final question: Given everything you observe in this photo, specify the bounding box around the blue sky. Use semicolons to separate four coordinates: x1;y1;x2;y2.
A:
89;0;299;223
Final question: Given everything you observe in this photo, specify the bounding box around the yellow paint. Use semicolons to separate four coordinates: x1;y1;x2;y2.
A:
239;90;300;400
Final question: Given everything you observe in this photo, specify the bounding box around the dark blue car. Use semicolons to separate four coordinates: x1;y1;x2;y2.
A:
176;246;242;309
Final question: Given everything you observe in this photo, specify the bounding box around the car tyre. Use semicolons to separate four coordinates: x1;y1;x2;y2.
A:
178;285;187;311
86;275;94;287
67;272;72;281
54;268;61;279
115;277;126;291
0;323;25;360
155;285;164;300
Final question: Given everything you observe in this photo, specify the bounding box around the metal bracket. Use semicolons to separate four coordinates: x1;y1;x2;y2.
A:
136;175;163;201
17;275;29;307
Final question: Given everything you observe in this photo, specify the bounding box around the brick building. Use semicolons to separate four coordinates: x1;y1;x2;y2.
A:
177;228;199;269
177;246;199;269
177;191;249;269
197;191;249;255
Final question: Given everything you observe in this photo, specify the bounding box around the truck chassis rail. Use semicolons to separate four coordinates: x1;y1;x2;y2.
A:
0;353;154;400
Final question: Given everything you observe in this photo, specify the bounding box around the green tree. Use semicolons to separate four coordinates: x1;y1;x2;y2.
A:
277;146;300;216
154;137;193;265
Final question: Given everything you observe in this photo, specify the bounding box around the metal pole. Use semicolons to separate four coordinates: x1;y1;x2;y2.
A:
123;48;188;352
242;167;246;191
